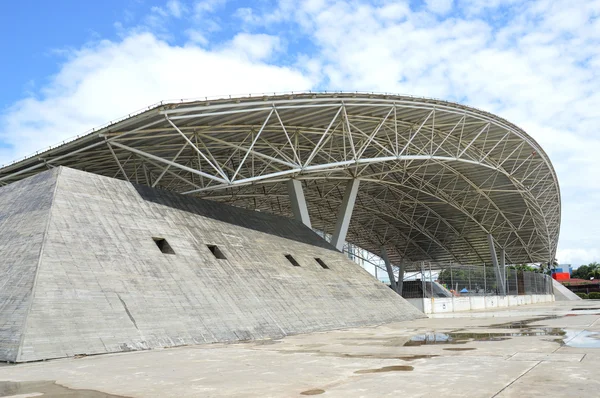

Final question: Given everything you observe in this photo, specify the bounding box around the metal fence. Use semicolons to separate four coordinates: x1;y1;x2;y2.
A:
400;263;553;299
343;244;554;299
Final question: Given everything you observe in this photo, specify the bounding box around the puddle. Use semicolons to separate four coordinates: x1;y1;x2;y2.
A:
404;328;565;346
397;355;439;361
443;348;477;351
301;388;326;395
0;380;127;397
404;333;466;346
490;315;561;329
354;365;414;374
563;330;600;348
252;339;282;346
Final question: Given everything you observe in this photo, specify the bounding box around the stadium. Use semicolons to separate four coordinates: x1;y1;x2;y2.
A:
0;93;561;362
0;93;560;264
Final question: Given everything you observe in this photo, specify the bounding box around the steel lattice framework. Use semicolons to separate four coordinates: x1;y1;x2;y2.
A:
0;93;560;268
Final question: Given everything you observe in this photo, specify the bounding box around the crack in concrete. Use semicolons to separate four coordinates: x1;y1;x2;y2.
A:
491;361;541;397
117;294;139;330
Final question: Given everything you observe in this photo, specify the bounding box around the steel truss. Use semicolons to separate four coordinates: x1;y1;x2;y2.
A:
0;93;560;267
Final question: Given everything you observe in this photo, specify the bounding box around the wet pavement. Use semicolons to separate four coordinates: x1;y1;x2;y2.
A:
0;380;126;397
1;300;599;397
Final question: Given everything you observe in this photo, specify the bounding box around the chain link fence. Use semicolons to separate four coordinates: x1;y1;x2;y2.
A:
344;245;554;299
399;263;553;299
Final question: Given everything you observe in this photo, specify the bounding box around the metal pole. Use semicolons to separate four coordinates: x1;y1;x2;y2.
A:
450;262;454;295
500;248;506;295
468;267;472;292
484;262;487;296
505;263;509;296
420;262;426;299
429;262;434;298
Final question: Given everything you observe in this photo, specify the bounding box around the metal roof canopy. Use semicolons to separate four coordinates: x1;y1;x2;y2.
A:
0;93;560;268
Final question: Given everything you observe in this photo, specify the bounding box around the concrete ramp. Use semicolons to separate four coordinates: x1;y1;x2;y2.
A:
0;167;423;362
552;279;582;301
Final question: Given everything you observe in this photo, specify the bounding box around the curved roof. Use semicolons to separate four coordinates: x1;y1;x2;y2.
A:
0;93;560;267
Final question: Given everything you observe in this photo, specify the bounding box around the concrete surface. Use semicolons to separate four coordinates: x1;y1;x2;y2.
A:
0;170;58;361
414;294;555;314
552;278;582;301
0;167;422;363
1;300;599;397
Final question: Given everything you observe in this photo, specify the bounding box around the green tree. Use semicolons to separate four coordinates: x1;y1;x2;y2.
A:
507;264;540;272
572;262;600;280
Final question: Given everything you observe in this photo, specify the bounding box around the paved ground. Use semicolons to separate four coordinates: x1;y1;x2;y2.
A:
1;300;599;397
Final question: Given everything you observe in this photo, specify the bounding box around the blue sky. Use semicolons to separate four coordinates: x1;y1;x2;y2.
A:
1;0;599;266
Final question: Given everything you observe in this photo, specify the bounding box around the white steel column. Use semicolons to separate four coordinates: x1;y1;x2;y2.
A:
381;247;398;292
500;248;506;294
286;179;312;229
397;258;406;295
488;234;506;294
331;179;360;251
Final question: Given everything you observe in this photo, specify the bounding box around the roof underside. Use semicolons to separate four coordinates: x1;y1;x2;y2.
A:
0;93;561;269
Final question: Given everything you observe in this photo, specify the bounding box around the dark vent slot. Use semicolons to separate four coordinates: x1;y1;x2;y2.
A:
153;237;175;254
207;244;227;259
315;258;329;269
285;254;301;267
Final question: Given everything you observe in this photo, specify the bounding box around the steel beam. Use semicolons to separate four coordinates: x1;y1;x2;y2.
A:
381;247;397;292
397;258;406;295
500;247;506;294
286;179;312;229
488;234;506;295
331;179;360;251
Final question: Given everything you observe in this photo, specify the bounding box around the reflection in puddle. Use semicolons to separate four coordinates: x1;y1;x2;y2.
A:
443;348;477;351
489;315;561;329
355;365;414;374
405;328;566;346
563;330;600;348
301;388;326;395
0;380;126;397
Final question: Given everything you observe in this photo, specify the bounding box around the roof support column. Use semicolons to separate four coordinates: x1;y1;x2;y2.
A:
331;179;360;251
286;179;312;229
488;234;506;295
397;258;406;296
381;247;398;293
500;248;506;295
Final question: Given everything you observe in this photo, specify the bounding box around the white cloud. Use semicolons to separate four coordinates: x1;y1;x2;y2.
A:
224;33;282;61
557;248;600;268
0;32;313;165
166;0;186;18
193;0;227;19
425;0;454;15
236;0;600;265
2;0;600;266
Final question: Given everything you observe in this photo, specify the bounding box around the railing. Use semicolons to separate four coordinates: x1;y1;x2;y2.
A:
401;263;553;299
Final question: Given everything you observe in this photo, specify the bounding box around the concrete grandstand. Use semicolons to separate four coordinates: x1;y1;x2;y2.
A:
0;93;563;361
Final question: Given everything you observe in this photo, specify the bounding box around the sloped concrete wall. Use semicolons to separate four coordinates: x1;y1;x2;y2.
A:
17;167;423;362
552;279;582;301
0;170;58;362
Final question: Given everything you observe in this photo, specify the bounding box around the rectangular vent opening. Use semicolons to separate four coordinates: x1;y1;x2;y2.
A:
153;237;175;254
315;258;329;269
285;254;301;267
207;244;227;259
